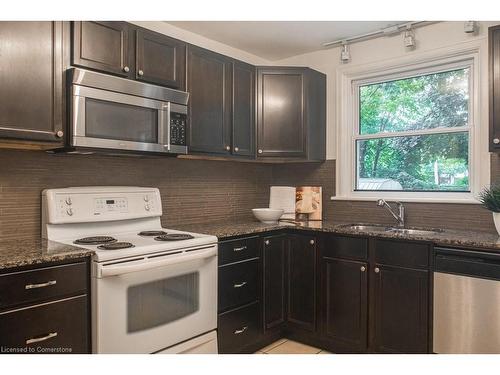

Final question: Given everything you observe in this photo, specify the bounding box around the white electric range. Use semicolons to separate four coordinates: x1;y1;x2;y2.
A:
42;186;218;354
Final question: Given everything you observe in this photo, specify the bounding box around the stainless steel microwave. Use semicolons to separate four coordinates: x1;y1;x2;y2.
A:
66;68;189;155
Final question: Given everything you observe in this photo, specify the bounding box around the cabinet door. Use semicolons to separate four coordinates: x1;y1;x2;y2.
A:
0;21;65;144
257;68;306;158
287;235;317;332
263;235;286;331
187;45;232;155
490;25;500;151
372;265;429;353
232;61;255;157
136;28;186;89
323;257;368;352
72;21;132;77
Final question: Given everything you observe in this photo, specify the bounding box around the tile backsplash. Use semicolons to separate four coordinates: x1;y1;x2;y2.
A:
0;150;272;240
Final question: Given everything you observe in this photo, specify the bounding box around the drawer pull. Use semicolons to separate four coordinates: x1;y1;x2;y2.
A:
233;281;247;288
25;280;57;290
26;332;58;345
234;326;248;335
233;246;247;252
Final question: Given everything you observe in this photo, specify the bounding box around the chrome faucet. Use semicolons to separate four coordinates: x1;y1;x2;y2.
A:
376;199;405;227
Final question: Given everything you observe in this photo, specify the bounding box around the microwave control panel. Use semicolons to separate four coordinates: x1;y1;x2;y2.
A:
170;112;187;146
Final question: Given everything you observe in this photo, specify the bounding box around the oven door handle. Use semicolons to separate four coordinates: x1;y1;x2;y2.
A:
97;246;217;278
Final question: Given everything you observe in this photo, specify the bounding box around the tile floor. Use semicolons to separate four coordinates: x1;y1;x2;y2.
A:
255;338;332;354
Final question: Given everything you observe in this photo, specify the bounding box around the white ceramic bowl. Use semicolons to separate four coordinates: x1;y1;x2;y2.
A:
252;208;284;224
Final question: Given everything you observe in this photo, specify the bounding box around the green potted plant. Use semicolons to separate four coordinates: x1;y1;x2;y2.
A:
478;185;500;235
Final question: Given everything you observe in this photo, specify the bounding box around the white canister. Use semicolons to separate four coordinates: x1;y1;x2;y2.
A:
493;212;500;235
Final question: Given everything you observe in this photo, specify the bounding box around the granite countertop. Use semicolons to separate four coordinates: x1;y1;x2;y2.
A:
0;238;94;271
175;220;500;252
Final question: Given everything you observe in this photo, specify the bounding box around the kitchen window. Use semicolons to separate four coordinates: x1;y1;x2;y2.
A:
335;43;489;203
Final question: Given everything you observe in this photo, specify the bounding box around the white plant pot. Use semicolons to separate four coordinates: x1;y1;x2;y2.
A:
493;212;500;236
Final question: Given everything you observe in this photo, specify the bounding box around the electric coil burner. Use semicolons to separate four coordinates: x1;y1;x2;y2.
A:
74;236;117;245
138;230;168;236
97;242;135;250
155;233;195;241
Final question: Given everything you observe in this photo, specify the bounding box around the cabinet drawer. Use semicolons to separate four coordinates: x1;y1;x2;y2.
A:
219;237;259;265
219;259;259;312
0;295;89;353
218;301;262;354
374;239;430;269
324;235;368;261
0;262;88;310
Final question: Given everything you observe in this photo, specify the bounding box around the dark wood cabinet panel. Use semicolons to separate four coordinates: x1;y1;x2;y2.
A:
218;301;262;354
323;257;368;352
219;259;259;312
187;45;232;154
0;21;66;144
257;68;306;157
287;235;317;332
135;28;186;89
0;295;89;354
490;25;500;151
372;265;429;353
219;236;259;265
72;21;131;77
374;239;430;269
263;235;287;331
232;61;255;157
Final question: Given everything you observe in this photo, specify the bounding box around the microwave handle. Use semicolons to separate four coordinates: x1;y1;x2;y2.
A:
98;246;217;278
160;103;171;151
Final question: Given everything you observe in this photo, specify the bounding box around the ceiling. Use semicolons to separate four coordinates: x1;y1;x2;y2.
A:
167;21;403;61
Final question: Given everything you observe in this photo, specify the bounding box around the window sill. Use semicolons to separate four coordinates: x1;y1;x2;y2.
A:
330;195;481;204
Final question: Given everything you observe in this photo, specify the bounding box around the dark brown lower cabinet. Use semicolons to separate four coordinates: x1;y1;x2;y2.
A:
323;257;368;352
372;264;429;353
263;234;287;331
287;235;317;332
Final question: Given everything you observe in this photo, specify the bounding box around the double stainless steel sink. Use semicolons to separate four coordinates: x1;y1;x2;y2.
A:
339;224;444;236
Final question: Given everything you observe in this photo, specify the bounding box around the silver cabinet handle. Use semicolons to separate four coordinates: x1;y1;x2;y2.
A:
234;326;248;335
26;332;58;345
225;145;230;151
56;130;64;138
25;280;57;290
233;246;247;252
258;149;263;154
374;267;380;273
234;147;239;152
360;266;366;272
233;281;247;288
265;240;270;245
123;66;130;73
310;239;315;245
138;69;144;76
494;138;500;144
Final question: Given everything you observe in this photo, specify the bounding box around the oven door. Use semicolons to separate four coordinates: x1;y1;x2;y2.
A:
72;85;172;153
92;246;217;354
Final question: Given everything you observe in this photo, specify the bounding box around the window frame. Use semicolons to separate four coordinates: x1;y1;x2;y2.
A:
334;41;489;203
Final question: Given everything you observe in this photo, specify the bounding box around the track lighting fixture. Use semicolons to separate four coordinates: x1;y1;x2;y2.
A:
403;26;416;49
340;42;351;63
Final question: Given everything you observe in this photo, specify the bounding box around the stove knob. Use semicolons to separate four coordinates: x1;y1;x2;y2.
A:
66;208;74;216
145;204;151;211
144;195;150;202
65;197;72;205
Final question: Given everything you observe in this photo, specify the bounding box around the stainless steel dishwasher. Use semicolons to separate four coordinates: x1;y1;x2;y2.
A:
433;247;500;354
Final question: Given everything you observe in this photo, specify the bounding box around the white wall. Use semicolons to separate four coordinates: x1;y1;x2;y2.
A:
130;21;272;65
274;21;500;159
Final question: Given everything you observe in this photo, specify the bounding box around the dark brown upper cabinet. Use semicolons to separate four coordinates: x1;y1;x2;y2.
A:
286;235;317;333
135;28;186;90
256;67;326;161
187;45;232;155
0;21;67;145
232;61;255;157
72;21;132;78
490;25;500;151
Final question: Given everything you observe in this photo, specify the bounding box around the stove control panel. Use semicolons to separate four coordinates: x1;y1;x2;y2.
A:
43;187;162;224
